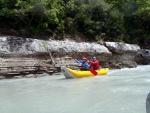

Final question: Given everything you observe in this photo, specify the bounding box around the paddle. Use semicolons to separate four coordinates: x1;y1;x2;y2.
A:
89;68;98;76
75;59;97;76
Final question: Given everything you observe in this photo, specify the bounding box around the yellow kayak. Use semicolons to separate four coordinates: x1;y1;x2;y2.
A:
61;66;109;78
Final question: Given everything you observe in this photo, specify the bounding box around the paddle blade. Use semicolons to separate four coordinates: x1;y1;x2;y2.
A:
89;68;98;76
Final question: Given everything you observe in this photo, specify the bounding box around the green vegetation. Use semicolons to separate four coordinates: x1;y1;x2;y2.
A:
0;0;150;48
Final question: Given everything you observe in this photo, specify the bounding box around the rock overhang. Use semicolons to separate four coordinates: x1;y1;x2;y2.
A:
105;42;141;53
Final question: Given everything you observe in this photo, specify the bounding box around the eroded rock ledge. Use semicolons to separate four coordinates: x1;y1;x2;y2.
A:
0;36;149;79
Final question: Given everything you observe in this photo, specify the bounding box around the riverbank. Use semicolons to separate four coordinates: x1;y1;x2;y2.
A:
0;36;150;79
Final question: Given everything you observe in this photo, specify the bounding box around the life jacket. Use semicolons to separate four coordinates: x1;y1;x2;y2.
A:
81;61;89;70
90;60;100;70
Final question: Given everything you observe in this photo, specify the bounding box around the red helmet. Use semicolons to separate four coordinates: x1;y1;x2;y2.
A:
83;57;87;61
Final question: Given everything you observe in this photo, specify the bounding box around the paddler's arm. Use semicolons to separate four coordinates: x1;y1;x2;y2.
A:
75;59;83;66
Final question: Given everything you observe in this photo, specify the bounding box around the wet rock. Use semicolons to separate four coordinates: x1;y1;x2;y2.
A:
108;62;122;69
0;76;5;79
121;61;137;68
36;73;48;77
25;74;36;78
13;76;23;79
136;49;150;65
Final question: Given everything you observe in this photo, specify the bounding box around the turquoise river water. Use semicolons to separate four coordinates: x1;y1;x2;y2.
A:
0;65;150;113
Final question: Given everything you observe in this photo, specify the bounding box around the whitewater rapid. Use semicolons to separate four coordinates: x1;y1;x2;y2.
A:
0;65;150;113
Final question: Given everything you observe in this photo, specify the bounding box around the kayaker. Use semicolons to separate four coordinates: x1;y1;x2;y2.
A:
80;57;90;71
89;56;100;70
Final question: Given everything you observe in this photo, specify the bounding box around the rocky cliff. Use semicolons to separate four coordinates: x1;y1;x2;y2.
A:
0;36;149;79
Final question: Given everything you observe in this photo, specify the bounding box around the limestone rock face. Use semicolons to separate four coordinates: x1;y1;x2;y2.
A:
0;36;112;77
0;36;149;78
0;36;50;56
0;36;111;56
105;42;140;53
47;40;111;54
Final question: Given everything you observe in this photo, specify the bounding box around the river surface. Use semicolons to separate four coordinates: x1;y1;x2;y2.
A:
0;65;150;113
